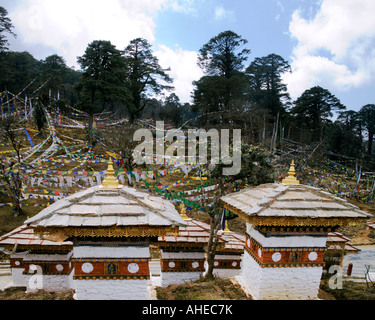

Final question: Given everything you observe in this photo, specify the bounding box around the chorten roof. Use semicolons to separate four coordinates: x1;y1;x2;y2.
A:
159;218;245;253
25;160;186;239
220;162;372;227
0;225;72;252
326;232;360;253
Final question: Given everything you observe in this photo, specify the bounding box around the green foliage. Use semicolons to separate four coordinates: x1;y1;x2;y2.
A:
0;51;41;93
33;100;47;132
211;144;274;191
198;30;250;78
159;93;183;126
290;86;346;143
246;53;292;117
0;15;374;162
327;110;363;157
193;31;250;123
75;40;129;121
0;6;16;53
40;54;67;97
123;38;173;122
193;73;248;123
359;104;375;155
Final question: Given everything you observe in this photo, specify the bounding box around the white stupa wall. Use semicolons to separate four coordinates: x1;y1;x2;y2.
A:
238;223;327;300
72;279;149;300
213;268;241;278
73;245;150;259
160;250;205;287
10;252;73;292
212;254;242;278
161;272;202;287
238;251;323;300
72;244;151;300
246;225;327;248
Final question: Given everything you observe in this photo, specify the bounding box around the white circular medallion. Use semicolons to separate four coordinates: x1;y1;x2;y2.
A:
232;261;238;267
192;262;199;269
168;262;175;268
214;261;219;267
272;252;282;262
128;263;139;274
56;264;64;272
258;248;262;258
15;261;20;266
308;252;318;261
81;263;94;274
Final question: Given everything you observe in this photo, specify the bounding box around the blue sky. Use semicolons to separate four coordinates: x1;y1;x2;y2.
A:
1;0;375;112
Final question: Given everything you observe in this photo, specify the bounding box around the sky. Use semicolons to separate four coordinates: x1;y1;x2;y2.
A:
1;0;375;112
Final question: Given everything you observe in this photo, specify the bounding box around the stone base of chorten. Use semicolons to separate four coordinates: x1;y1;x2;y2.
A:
10;268;73;292
161;271;202;287
72;279;150;300
238;251;322;300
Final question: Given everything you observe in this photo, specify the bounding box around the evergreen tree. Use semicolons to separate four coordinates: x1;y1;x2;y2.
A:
41;54;68;99
123;38;173;123
290;86;345;143
160;93;182;126
198;30;250;78
193;31;250;123
0;6;16;86
0;6;16;53
0;51;41;94
359;104;375;156
76;40;129;128
246;53;291;117
328;111;363;158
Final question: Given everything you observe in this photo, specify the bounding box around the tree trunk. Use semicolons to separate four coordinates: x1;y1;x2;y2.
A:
205;212;222;279
368;131;374;156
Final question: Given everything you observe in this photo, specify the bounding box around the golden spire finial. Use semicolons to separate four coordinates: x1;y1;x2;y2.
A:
223;220;230;232
101;157;120;189
282;160;300;185
180;202;190;220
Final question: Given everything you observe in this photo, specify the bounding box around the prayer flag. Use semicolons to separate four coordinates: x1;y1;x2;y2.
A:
24;128;35;147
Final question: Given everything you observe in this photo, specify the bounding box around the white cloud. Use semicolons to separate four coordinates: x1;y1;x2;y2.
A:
274;0;284;21
169;0;200;15
214;6;234;21
9;0;176;68
282;55;366;99
285;0;375;99
8;0;204;103
155;45;203;103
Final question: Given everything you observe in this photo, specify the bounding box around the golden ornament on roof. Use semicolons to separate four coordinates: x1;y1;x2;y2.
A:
101;158;120;189
223;220;230;232
179;202;190;220
282;160;300;185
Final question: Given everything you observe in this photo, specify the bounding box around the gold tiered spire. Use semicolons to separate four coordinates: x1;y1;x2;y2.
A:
223;220;230;232
282;160;300;185
180;202;190;220
101;158;120;189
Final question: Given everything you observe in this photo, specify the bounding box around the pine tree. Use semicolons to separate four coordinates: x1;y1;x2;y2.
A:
123;38;173;123
76;40;129;128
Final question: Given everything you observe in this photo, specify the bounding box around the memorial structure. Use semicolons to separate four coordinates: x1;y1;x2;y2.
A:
220;161;371;300
23;159;186;299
